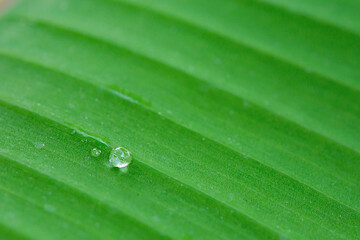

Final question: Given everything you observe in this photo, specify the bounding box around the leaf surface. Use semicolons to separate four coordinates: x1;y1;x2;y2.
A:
0;0;359;239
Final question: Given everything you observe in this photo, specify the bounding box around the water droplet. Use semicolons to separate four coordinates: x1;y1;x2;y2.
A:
90;148;101;157
34;142;45;149
109;147;132;168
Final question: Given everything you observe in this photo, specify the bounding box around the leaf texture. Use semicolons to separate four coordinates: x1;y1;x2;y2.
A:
0;0;359;239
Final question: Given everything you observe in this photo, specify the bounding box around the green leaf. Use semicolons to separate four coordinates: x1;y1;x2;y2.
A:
0;0;359;239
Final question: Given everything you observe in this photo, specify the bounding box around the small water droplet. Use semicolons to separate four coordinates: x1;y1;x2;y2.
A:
109;147;132;168
34;142;45;149
90;148;101;157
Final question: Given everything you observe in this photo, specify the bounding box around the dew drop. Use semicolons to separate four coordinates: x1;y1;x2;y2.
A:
90;148;101;157
34;142;45;149
109;147;132;168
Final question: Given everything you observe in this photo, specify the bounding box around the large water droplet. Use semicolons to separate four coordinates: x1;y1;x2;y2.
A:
90;148;101;157
109;147;132;168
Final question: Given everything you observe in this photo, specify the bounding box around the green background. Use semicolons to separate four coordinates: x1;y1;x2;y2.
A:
0;0;359;239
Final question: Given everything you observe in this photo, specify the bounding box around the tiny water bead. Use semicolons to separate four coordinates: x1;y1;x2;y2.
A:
90;148;101;157
109;147;132;168
34;142;45;149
